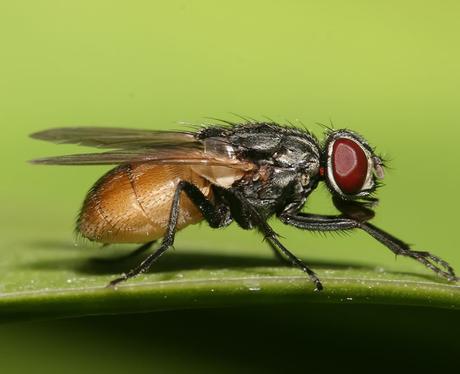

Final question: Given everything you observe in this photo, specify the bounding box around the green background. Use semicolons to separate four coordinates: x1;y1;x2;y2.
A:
1;0;459;372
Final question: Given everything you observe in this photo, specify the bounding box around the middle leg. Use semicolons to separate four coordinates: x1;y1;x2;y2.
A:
227;191;323;291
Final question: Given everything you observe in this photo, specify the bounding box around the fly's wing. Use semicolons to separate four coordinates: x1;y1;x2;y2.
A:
30;127;254;171
30;127;197;149
30;147;253;169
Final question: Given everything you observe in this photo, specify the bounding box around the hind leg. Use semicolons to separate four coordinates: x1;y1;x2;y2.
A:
107;181;232;287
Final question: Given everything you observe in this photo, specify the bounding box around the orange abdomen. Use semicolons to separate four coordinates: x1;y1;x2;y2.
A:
77;163;211;243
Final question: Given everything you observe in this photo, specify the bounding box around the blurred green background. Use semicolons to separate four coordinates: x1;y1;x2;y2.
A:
1;0;460;372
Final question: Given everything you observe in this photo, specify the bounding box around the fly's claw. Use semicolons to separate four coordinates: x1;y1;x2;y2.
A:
409;250;457;282
106;273;128;288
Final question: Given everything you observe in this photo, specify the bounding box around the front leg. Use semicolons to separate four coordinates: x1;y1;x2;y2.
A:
278;203;457;282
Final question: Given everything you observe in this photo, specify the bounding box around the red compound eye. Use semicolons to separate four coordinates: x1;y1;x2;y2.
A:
331;138;368;194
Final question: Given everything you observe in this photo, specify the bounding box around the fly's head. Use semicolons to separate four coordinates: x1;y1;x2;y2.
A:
322;130;385;202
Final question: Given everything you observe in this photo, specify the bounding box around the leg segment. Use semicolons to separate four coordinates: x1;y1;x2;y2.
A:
227;191;323;291
278;209;457;282
267;233;323;291
107;181;232;287
360;222;456;281
267;240;292;266
95;241;155;264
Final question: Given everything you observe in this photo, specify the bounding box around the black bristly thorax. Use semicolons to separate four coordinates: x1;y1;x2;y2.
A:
199;123;322;220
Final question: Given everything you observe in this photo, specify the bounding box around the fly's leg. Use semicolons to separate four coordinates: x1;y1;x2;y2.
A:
359;222;456;281
267;240;293;266
94;241;156;264
266;232;323;291
107;181;232;287
278;203;457;282
333;198;457;281
227;190;323;291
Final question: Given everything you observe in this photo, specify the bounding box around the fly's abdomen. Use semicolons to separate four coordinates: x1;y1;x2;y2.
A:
77;163;211;243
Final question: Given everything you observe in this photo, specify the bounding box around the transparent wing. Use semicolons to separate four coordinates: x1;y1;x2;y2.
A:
30;127;197;149
30;148;253;169
30;126;254;170
30;147;254;170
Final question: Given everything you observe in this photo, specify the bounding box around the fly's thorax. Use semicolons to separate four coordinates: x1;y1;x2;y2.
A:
271;137;321;198
272;137;320;168
231;163;314;217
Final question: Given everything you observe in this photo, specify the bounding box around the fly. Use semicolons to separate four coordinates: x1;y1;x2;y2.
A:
30;121;458;290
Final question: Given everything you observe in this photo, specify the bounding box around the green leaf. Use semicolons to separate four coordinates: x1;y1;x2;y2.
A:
1;235;459;322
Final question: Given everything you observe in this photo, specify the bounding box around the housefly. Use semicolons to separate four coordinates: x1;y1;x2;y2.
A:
30;121;457;290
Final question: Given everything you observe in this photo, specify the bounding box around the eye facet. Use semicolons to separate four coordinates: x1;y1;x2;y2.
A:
331;138;368;194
